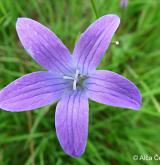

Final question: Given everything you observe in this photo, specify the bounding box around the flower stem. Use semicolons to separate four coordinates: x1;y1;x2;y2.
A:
26;111;35;165
90;0;98;18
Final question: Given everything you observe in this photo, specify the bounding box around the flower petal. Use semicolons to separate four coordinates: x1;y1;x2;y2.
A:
85;70;141;110
0;72;68;111
73;14;120;74
55;90;88;157
16;18;73;74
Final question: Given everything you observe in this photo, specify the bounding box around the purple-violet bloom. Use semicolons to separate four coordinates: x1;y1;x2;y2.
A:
120;0;128;8
0;14;141;157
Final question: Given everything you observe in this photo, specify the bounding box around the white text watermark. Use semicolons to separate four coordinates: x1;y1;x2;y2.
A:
133;154;160;161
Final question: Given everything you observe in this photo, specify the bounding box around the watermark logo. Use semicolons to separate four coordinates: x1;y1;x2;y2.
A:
133;154;160;161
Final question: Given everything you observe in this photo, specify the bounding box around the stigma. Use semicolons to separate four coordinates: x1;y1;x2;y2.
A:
63;69;86;90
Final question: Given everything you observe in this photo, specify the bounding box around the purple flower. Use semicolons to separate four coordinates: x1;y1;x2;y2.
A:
120;0;128;8
0;14;141;157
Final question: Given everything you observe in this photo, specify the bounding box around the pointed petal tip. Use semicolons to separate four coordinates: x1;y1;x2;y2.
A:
56;132;85;158
16;18;35;31
132;99;142;110
16;17;29;27
132;87;142;110
16;17;22;22
16;17;25;24
97;14;120;28
108;13;120;20
16;17;30;22
65;150;84;158
16;18;21;29
103;14;120;25
131;102;141;111
124;94;142;110
16;17;26;30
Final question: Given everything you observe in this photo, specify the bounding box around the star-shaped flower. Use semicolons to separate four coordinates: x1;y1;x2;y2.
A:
0;14;141;157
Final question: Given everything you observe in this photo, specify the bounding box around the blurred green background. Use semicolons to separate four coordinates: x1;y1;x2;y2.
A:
0;0;160;164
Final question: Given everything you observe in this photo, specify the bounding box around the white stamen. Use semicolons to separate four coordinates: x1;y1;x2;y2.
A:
73;79;77;90
63;69;81;90
63;76;74;80
75;69;79;80
73;69;79;90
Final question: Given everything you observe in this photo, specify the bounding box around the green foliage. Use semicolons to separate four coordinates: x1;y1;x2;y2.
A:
0;0;160;164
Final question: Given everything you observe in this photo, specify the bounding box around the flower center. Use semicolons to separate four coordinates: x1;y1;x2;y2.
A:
63;69;87;90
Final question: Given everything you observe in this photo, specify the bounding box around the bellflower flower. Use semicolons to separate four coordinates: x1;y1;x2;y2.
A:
0;14;141;157
120;0;128;8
